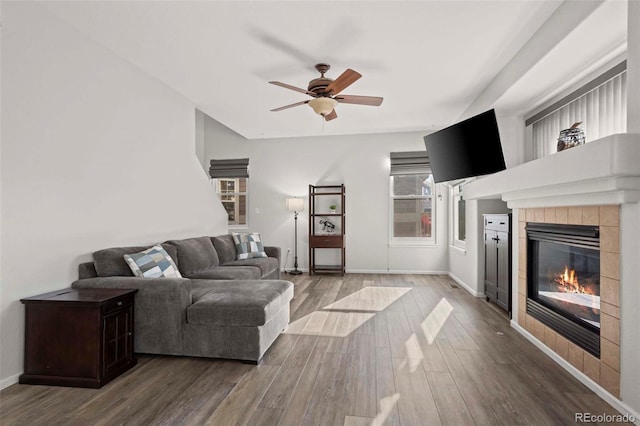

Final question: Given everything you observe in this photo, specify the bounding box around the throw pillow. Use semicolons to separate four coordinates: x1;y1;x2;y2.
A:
232;232;268;260
124;245;182;278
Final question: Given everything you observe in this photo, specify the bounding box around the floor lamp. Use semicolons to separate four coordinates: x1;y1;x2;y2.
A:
286;197;304;275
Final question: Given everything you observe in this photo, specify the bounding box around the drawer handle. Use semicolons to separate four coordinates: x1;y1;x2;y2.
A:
117;301;123;306
128;332;133;336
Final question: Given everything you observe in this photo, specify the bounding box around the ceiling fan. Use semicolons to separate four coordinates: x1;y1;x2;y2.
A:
269;63;383;121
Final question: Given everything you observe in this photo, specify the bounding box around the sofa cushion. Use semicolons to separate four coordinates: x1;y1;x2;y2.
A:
93;244;178;277
188;266;261;281
222;257;279;278
165;236;219;276
187;280;294;327
124;245;182;278
211;234;237;265
232;232;267;260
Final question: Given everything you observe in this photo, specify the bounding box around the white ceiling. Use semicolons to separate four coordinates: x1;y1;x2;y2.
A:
39;1;627;140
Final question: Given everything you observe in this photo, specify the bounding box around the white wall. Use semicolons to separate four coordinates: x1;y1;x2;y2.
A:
195;109;207;173
628;0;639;135
495;114;526;168
0;3;228;388
621;0;640;414
448;199;509;296
202;114;449;274
620;202;640;416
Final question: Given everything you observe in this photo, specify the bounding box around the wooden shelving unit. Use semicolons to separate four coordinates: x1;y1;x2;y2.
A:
309;184;345;276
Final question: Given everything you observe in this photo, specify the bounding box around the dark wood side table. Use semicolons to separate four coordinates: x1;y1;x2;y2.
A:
19;287;137;388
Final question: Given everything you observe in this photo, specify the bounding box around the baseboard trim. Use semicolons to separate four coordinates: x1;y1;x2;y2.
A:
511;321;640;425
1;372;21;390
346;269;449;275
447;272;483;297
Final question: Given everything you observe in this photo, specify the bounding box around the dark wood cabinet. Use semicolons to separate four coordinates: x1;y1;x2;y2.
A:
309;184;346;275
20;288;137;388
484;214;512;314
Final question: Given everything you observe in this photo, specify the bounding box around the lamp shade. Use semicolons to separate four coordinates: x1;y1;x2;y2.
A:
308;97;337;116
286;197;305;212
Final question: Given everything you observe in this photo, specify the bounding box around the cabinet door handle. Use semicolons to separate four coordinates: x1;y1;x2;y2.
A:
492;237;499;241
117;301;123;306
128;332;133;336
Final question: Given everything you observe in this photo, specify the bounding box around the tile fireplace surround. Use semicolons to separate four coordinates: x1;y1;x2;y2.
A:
465;133;640;418
518;205;620;397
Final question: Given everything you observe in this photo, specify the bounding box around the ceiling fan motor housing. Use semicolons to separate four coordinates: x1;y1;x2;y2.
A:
308;77;333;95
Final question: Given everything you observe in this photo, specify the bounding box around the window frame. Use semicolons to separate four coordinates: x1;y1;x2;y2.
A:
388;173;436;246
527;63;627;160
449;180;467;252
215;177;249;229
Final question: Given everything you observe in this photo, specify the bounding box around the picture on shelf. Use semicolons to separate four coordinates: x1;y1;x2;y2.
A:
319;218;336;234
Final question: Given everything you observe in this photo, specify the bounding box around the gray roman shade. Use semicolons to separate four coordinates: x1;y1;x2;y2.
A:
390;151;431;175
209;158;249;178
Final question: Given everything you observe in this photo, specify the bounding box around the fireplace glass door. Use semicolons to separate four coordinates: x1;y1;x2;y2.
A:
531;240;600;331
527;223;601;356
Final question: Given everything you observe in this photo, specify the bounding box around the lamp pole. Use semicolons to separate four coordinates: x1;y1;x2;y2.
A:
290;209;302;275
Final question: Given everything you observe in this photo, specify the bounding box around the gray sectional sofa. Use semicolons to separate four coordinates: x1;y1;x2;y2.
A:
72;234;294;362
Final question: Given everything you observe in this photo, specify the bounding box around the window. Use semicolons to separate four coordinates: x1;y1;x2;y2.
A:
389;151;434;244
528;63;627;159
209;158;249;228
217;178;247;227
451;182;466;249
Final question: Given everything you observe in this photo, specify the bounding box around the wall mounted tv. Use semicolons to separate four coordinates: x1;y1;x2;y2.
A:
423;109;506;183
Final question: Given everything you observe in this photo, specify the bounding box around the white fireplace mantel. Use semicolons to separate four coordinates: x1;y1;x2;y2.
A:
464;133;640;208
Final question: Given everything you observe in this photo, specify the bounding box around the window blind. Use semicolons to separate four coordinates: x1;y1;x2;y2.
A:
390;151;431;175
529;69;627;159
209;158;249;178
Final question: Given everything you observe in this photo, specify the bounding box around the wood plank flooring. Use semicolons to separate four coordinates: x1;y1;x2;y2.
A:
0;274;631;425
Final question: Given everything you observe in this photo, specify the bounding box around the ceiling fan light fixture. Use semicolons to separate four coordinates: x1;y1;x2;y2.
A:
308;97;337;116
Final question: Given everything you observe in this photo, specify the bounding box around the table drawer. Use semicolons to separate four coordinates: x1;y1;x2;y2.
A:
310;235;343;248
103;296;133;315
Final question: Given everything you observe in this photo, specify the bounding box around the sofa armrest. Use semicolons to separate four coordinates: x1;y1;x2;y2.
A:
264;246;281;262
71;277;192;355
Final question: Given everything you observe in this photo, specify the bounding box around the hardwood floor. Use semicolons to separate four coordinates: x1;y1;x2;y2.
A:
0;274;631;425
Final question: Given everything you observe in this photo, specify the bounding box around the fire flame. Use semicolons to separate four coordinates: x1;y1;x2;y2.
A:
554;266;593;295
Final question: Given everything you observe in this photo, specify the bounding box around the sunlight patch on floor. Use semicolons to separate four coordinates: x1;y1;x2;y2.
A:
420;297;454;344
285;286;412;337
342;393;400;426
373;393;401;426
399;333;424;372
324;286;412;312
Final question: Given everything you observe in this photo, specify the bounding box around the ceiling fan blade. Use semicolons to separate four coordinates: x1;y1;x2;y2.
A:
269;81;316;97
325;69;362;95
271;100;309;112
324;109;338;121
336;95;383;106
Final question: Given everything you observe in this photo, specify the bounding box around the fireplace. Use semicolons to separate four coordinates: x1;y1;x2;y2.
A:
526;222;600;357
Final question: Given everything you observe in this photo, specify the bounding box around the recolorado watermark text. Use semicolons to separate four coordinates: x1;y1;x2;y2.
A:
575;412;636;423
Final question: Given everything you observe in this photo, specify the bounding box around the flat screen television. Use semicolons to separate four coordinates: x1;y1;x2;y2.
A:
423;109;506;183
